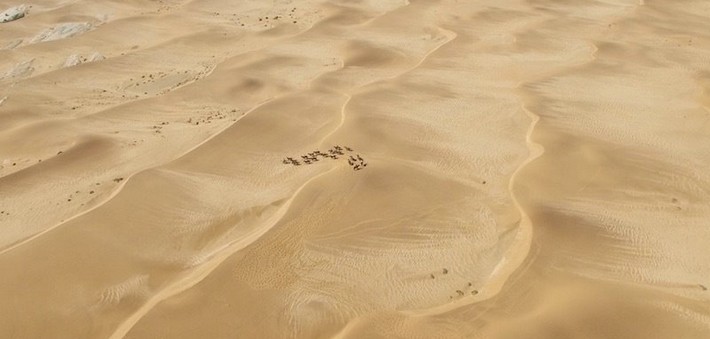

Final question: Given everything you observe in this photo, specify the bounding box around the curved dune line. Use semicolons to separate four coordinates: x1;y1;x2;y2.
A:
386;41;600;321
108;166;339;339
0;8;372;251
0;97;276;256
317;92;351;146
349;25;458;94
381;38;601;321
7;35;195;84
0;12;407;255
111;6;447;336
329;35;547;339
330;108;543;339
5;1;193;54
3;41;218;113
5;11;328;100
3;18;329;128
302;2;428;93
0;65;216;135
0;138;77;181
375;107;541;320
316;26;457;149
336;0;413;28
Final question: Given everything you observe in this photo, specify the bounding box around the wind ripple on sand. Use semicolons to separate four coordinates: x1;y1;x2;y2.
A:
1;0;709;338
109;167;339;339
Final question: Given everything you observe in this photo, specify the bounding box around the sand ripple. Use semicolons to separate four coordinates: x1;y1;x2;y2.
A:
0;0;708;338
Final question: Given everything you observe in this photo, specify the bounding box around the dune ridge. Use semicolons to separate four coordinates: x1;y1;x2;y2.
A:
0;94;276;255
1;0;709;338
109;166;340;339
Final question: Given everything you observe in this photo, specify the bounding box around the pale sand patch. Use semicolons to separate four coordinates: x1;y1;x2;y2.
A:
0;4;28;23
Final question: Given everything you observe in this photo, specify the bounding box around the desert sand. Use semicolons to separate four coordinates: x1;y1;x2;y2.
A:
1;0;709;338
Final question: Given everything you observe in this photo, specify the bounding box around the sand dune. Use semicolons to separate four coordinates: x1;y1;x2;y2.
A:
1;0;709;338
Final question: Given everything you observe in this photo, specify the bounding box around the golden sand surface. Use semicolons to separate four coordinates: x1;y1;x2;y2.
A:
1;0;709;338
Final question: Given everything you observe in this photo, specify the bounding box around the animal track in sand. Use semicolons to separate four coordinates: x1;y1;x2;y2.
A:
111;108;240;150
185;110;230;126
151;0;186;14
121;67;211;97
0;149;71;176
224;6;321;31
56;179;123;210
427;268;480;301
123;139;145;148
63;67;222;117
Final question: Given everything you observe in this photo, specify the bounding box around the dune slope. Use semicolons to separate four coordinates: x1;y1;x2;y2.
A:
1;0;708;338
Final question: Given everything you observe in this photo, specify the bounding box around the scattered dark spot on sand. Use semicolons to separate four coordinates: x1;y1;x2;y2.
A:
442;268;448;274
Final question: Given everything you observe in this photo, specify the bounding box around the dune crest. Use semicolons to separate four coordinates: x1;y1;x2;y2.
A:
1;0;709;338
